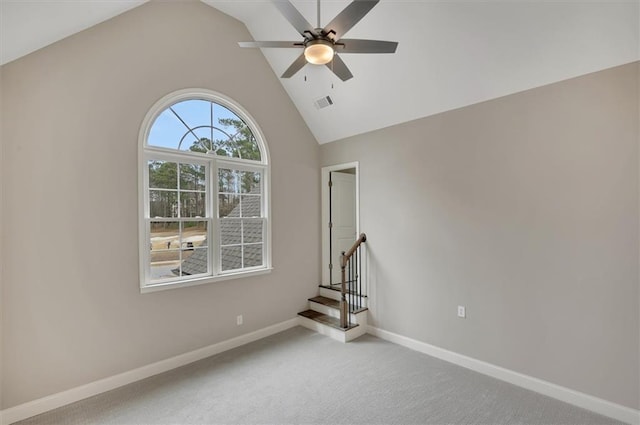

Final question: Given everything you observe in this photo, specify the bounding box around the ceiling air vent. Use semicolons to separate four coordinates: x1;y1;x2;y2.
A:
314;96;333;110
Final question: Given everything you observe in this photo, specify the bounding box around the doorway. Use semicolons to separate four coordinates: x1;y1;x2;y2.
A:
321;162;359;287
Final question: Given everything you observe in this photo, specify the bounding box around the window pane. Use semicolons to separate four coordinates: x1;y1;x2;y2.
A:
150;221;181;281
241;171;261;194
211;128;236;158
184;127;221;154
170;99;211;129
214;103;261;161
180;192;206;218
148;110;187;150
150;221;179;250
170;101;211;152
180;163;205;191
150;249;181;280
219;194;240;218
179;248;208;276
149;161;177;189
243;244;263;268
221;246;242;271
221;219;241;245
243;220;263;243
179;221;208;276
150;190;178;218
241;195;261;218
218;168;239;193
187;135;211;154
182;221;207;248
236;135;261;161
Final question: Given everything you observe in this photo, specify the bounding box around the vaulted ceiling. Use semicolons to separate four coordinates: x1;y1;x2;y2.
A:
1;0;638;144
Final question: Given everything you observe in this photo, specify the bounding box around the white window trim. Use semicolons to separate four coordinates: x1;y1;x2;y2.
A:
138;89;272;293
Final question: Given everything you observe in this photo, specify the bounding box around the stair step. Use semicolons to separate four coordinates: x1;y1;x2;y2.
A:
298;310;359;331
319;284;368;297
309;296;340;309
310;295;368;314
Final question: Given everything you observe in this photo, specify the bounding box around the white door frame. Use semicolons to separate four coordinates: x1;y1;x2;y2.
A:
321;161;360;286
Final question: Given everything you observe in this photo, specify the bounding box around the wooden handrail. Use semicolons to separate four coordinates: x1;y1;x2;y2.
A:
339;233;367;328
341;233;367;268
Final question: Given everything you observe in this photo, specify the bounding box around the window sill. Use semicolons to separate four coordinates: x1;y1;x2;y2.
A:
140;267;273;294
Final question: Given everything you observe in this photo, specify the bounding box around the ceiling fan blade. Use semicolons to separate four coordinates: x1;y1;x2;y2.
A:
337;39;398;54
281;53;308;78
324;0;379;40
327;54;353;81
238;41;303;48
272;1;316;38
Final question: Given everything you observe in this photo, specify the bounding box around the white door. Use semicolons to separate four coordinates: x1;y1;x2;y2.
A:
330;171;357;285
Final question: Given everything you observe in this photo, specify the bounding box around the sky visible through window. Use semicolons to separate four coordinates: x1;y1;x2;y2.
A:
148;99;245;151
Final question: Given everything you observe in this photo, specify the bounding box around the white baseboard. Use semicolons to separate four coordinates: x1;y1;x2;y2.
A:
3;320;636;425
0;318;300;425
368;326;640;425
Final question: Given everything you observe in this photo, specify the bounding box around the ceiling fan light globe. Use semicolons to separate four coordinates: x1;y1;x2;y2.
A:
304;42;334;65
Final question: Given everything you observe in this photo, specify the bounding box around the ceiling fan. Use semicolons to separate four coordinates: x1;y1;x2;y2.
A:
238;0;398;81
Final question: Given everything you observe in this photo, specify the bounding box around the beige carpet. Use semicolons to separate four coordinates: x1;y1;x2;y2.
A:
14;327;625;425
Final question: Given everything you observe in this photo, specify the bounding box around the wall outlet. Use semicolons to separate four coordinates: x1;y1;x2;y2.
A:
236;315;243;326
457;306;466;318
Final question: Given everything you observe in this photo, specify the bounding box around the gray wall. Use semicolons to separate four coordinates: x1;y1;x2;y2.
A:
0;1;320;409
0;63;4;410
322;63;640;409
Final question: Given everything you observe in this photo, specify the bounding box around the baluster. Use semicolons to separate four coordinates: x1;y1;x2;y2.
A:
340;251;347;329
359;244;362;300
353;255;357;311
348;257;352;324
351;256;355;314
350;257;354;317
355;247;359;308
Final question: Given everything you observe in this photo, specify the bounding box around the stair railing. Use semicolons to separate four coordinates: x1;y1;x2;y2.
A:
340;233;367;328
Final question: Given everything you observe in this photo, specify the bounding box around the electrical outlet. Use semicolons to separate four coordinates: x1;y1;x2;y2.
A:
236;315;243;326
457;306;466;318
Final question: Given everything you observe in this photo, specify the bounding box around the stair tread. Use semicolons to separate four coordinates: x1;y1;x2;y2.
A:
309;296;340;309
298;310;359;331
310;295;368;313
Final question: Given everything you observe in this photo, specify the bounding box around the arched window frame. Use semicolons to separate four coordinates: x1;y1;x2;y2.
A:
138;89;271;293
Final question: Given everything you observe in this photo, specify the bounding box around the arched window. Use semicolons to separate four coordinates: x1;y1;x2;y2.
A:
139;89;271;292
